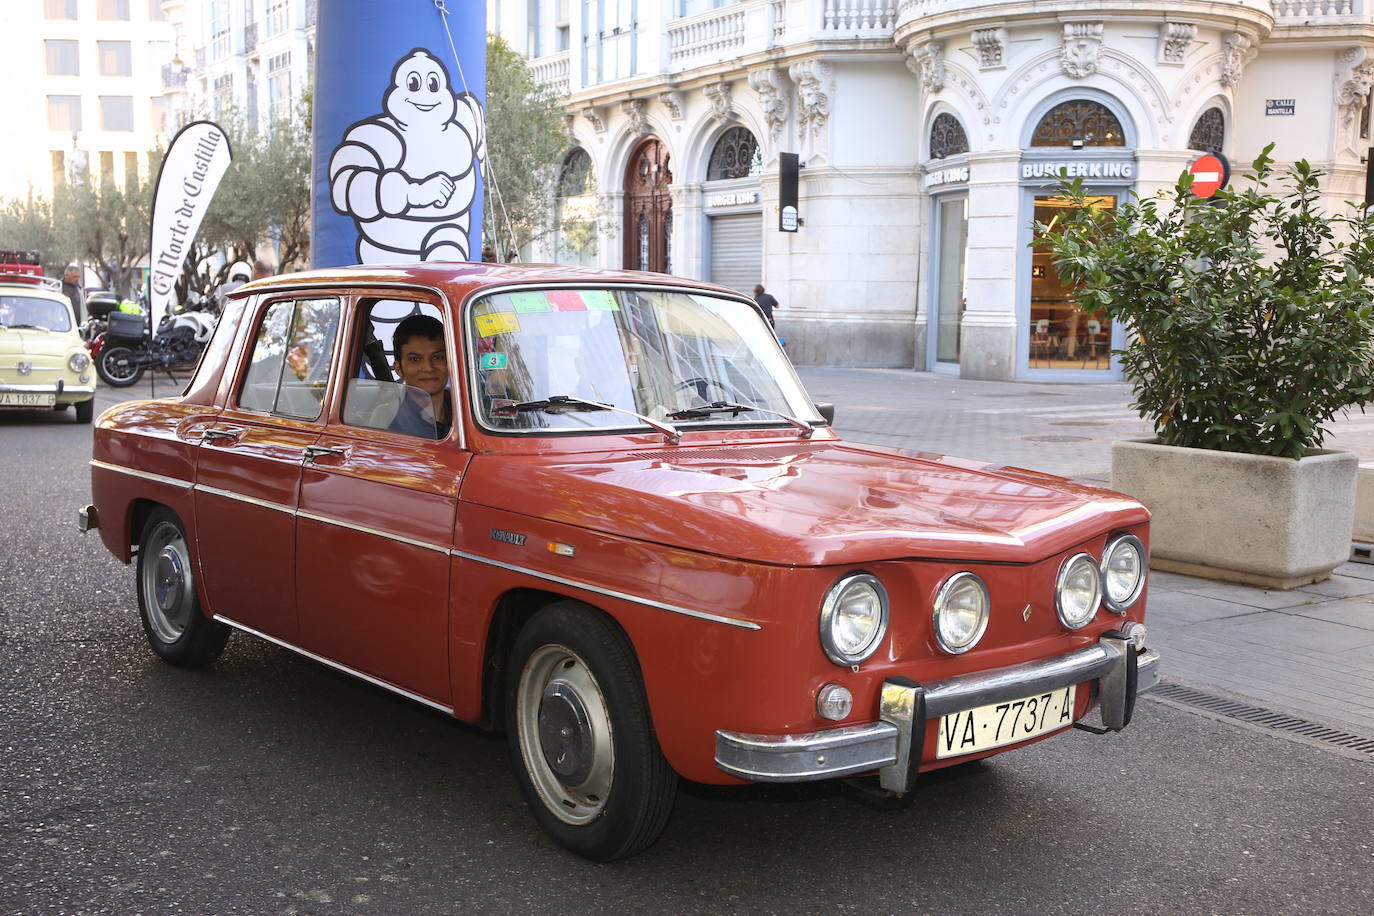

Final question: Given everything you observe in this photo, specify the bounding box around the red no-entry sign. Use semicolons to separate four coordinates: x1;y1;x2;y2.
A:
1188;153;1229;198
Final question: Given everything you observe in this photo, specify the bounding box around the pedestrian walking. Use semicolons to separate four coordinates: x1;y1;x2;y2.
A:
752;283;778;326
61;264;84;324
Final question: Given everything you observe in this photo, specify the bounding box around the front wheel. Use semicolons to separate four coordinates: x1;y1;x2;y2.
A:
74;398;94;424
505;602;677;861
97;344;143;387
135;508;229;667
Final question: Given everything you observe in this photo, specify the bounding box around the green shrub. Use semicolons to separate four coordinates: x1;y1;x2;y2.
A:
1035;143;1374;459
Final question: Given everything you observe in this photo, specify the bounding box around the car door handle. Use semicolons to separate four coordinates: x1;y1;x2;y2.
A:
202;429;241;442
303;445;349;463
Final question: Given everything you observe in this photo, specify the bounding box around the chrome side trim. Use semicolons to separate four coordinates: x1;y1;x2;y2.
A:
297;509;449;554
213;614;455;715
193;483;295;515
451;548;762;631
89;459;192;491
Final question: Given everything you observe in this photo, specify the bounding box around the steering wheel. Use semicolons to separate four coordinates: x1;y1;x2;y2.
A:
674;376;736;403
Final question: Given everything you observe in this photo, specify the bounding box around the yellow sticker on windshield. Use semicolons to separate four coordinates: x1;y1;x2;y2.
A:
476;311;520;337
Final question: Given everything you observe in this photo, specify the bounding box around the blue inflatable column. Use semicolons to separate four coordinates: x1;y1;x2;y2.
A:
311;0;486;268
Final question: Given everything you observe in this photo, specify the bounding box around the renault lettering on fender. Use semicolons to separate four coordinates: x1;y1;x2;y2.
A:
81;263;1159;860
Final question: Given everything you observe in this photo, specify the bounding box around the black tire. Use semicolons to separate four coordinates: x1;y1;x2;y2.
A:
135;508;229;667
505;602;678;861
97;344;143;387
74;398;94;424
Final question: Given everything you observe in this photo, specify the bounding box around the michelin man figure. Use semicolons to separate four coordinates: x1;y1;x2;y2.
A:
328;48;485;263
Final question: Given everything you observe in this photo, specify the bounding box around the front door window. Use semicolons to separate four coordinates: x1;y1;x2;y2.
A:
1030;195;1114;369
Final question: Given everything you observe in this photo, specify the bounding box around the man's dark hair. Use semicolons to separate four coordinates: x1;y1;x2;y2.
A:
393;314;444;357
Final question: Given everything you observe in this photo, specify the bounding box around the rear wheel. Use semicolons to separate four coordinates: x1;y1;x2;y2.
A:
74;398;94;424
505;602;677;861
97;345;143;387
135;508;229;667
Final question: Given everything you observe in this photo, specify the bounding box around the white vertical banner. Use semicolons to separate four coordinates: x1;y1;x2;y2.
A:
148;121;233;318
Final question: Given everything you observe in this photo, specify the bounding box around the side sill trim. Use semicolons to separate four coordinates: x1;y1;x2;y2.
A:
451;548;762;631
90;459;192;491
213;614;455;715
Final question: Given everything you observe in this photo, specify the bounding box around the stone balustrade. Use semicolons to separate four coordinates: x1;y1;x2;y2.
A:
669;4;748;67
821;0;899;32
530;50;570;96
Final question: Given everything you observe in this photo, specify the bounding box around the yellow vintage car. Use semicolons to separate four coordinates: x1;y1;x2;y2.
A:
0;268;96;423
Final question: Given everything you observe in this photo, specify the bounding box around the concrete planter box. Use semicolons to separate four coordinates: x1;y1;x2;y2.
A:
1111;439;1358;589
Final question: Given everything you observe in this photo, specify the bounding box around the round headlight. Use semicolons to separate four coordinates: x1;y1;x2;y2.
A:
1101;534;1146;612
932;572;990;654
69;351;90;372
1056;553;1102;630
818;573;889;667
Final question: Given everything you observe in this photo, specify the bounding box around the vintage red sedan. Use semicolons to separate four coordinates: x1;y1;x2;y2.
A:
82;263;1158;860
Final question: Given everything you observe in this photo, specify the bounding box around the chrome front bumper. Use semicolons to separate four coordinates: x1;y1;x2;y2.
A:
716;634;1160;792
0;381;95;398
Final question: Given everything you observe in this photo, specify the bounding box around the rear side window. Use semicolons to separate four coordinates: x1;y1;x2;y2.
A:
239;298;340;419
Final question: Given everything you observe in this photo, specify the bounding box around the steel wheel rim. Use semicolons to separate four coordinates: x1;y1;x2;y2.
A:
516;644;614;826
140;521;194;643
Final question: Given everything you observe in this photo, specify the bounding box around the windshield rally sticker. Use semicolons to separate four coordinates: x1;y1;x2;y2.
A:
490;528;527;547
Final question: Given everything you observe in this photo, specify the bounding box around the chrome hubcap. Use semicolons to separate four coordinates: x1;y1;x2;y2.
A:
140;521;193;643
517;645;614;826
538;683;594;784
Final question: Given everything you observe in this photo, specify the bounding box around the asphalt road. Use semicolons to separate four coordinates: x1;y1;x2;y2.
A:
2;390;1372;915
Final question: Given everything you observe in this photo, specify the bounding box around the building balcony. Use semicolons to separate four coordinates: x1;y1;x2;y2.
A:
530;50;570;96
162;61;190;90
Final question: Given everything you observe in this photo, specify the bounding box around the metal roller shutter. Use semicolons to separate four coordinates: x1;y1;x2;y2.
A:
709;213;763;294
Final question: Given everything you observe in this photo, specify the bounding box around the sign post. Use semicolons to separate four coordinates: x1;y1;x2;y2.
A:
1186;153;1229;199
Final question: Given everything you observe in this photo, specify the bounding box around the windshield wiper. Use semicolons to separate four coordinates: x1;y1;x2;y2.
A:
667;401;814;438
497;394;681;444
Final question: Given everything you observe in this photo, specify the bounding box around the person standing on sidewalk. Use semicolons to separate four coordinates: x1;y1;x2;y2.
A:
61;265;84;324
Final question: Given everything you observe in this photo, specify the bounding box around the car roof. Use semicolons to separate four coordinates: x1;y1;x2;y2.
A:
229;261;751;304
0;281;69;303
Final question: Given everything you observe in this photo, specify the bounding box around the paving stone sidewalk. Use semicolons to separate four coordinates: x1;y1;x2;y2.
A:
797;366;1374;744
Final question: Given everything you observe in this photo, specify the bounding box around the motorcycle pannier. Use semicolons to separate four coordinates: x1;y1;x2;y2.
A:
107;311;146;339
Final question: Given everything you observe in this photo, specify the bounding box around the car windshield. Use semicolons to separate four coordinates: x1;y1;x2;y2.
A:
468;287;819;432
0;295;71;332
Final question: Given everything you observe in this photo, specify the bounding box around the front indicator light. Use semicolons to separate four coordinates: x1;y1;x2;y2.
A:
816;684;853;721
932;572;990;654
818;573;889;667
1056;553;1102;629
1101;534;1146;612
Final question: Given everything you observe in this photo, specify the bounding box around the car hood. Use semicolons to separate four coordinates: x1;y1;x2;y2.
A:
0;328;79;356
462;440;1149;566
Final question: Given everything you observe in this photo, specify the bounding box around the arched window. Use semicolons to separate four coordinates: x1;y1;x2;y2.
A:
558;148;593;197
930;113;969;160
706;126;761;180
1030;100;1125;147
556;149;597;267
1188;107;1225;153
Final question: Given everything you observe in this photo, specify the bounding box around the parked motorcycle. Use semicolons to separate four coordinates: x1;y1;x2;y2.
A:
94;291;217;387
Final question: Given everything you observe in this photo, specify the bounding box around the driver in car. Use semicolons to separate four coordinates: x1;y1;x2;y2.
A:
388;314;452;439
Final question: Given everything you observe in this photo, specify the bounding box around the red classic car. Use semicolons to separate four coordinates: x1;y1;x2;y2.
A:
82;263;1158;860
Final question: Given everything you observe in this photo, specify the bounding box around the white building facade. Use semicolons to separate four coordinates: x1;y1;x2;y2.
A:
160;0;316;133
1;0;176;202
494;0;1374;381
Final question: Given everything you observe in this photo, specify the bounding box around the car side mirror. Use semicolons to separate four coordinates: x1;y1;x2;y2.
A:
814;402;835;425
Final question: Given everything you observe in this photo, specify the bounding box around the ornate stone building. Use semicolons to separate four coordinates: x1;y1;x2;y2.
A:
494;0;1373;380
